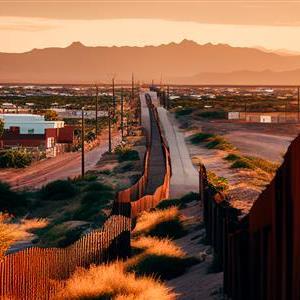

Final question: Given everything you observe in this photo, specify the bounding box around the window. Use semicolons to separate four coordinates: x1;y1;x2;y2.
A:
28;129;34;134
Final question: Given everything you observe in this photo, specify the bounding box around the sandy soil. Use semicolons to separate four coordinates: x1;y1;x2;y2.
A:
196;119;298;162
175;115;299;213
168;201;223;300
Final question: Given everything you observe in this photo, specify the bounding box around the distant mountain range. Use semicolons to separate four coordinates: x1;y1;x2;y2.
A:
1;40;300;84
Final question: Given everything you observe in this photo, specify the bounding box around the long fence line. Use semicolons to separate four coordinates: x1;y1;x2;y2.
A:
200;134;300;300
0;94;171;300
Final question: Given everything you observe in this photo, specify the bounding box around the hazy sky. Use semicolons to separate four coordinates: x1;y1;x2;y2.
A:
1;1;300;53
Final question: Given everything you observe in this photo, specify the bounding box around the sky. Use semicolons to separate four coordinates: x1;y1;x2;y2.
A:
1;0;300;53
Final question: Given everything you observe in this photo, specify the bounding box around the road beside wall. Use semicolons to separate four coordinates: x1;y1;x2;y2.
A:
157;107;199;198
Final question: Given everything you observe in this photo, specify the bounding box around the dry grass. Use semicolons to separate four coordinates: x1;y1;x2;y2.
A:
0;214;27;260
55;262;175;300
19;218;49;232
131;236;185;258
133;207;180;236
128;236;199;280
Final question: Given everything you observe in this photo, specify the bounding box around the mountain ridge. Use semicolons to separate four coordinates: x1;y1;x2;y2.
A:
1;40;300;84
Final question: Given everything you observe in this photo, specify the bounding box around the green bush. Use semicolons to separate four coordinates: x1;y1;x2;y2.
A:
148;218;186;239
175;108;193;118
156;193;199;210
224;153;241;161
190;132;214;144
73;190;114;221
84;182;113;192
180;192;199;203
98;169;112;175
156;198;182;210
207;171;229;193
198;111;226;119
230;159;254;170
115;146;139;162
114;162;135;173
205;136;234;151
0;149;32;168
0;182;29;215
131;254;199;280
40;180;78;200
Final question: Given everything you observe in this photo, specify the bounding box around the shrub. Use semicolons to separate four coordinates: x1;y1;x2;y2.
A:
207;171;229;193
156;198;182;210
98;169;111;175
205;136;234;151
56;262;174;300
0;214;26;261
230;159;254;170
175;108;193;118
129;236;199;280
190;132;214;144
156;193;199;210
224;153;241;161
0;149;32;168
245;156;279;174
134;207;186;239
132;236;185;257
198;110;226;119
148;219;186;239
86;131;96;142
40;180;78;200
180;192;199;203
114;161;135;173
114;145;140;162
131;254;199;280
83;182;113;193
0;182;29;215
73;190;114;221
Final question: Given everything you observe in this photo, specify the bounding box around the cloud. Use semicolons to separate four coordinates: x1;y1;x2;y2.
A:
0;17;58;32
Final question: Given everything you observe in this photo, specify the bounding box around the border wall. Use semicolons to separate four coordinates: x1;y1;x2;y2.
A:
0;95;171;300
200;135;300;300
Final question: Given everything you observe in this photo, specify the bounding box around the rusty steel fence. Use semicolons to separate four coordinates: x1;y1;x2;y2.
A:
0;97;171;300
200;134;300;300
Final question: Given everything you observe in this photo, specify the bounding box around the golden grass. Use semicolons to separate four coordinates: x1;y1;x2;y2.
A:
55;262;175;300
133;207;180;236
19;218;49;232
0;214;26;260
132;236;185;258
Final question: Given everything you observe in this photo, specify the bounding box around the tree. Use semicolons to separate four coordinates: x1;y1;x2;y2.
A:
44;110;58;121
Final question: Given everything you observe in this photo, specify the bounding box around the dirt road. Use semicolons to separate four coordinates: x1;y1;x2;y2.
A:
0;134;121;190
224;131;293;162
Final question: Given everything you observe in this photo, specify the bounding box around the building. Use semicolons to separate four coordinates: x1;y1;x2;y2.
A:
0;114;75;153
0;114;64;134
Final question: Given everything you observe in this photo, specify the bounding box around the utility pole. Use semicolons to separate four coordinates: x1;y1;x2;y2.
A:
95;85;99;136
112;77;116;116
108;101;112;153
131;73;134;101
167;85;170;110
298;87;300;122
121;88;124;140
81;107;85;177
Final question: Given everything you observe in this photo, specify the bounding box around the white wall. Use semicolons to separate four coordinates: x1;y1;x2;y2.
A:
0;114;64;134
